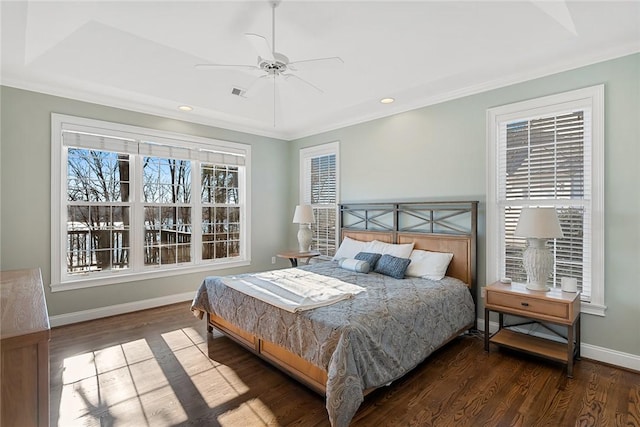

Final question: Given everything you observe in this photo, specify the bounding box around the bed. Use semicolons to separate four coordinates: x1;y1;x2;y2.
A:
191;201;478;426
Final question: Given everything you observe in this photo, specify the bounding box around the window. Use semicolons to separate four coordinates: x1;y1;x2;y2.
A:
52;114;250;290
66;146;133;274
142;156;192;266
487;85;605;315
200;164;241;260
300;142;339;258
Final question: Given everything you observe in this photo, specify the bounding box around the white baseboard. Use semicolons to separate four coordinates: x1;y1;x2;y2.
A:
479;318;640;373
580;343;640;372
49;307;639;372
49;292;195;327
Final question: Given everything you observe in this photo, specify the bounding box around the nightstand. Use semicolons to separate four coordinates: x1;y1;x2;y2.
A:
484;281;581;377
277;250;321;267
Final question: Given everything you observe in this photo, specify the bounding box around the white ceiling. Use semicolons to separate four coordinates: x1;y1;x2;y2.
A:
2;1;639;140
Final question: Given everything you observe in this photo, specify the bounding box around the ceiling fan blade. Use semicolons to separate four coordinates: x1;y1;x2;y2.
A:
244;75;271;97
287;56;344;71
245;33;274;61
195;63;261;72
282;73;324;94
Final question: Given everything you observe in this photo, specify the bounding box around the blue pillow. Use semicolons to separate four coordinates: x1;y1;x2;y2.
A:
374;254;411;279
355;252;382;269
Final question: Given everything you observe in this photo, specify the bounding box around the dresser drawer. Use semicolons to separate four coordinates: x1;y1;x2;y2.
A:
487;291;568;320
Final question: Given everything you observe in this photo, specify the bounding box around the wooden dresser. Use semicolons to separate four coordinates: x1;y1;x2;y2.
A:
1;268;50;427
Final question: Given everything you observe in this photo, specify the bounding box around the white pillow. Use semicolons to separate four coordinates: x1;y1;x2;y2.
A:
332;236;368;260
405;249;454;280
364;240;414;259
338;258;371;273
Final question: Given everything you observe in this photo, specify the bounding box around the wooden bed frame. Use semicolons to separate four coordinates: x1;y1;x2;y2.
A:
207;201;478;397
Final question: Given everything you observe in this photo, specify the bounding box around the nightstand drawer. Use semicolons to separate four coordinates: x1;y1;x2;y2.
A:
487;291;568;320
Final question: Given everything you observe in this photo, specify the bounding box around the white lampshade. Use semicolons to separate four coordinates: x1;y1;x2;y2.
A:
293;205;315;224
515;207;563;292
514;207;564;239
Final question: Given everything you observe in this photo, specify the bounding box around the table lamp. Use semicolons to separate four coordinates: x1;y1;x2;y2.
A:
293;205;315;252
514;207;564;291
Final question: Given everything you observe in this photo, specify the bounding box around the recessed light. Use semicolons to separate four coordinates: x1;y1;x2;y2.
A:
178;105;193;112
380;97;395;104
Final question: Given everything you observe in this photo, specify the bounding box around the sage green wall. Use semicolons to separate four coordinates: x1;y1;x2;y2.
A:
0;86;292;316
2;53;638;357
289;53;640;357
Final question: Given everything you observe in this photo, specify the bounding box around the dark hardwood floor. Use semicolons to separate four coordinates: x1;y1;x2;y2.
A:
49;302;640;427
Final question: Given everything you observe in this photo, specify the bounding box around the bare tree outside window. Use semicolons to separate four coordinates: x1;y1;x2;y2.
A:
143;157;192;266
66;149;130;273
54;114;250;287
201;164;240;260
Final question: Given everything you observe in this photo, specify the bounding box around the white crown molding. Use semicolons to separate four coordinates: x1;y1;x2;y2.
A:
0;76;288;141
2;43;639;142
481;318;640;373
48;291;194;327
287;43;640;140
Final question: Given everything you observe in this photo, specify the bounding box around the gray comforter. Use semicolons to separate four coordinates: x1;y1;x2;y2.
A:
191;261;475;426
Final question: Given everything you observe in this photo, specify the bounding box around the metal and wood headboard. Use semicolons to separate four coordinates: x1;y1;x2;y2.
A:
339;201;478;303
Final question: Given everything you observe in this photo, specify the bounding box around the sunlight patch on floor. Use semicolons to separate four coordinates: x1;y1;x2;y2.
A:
57;336;189;426
137;384;188;425
62;352;97;384
218;398;275;426
182;326;206;345
161;329;194;352
128;357;169;395
121;338;154;364
58;376;99;424
166;328;250;403
54;327;261;426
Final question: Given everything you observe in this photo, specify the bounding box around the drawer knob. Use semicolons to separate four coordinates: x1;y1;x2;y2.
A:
521;302;529;307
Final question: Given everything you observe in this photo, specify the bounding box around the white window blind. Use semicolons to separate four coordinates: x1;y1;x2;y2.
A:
487;85;605;315
62;130;138;154
300;142;339;257
499;111;591;296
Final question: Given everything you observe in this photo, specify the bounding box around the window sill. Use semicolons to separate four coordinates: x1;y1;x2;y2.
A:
50;260;251;292
581;301;607;317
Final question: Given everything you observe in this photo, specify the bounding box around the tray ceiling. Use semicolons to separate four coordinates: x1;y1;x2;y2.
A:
2;1;638;140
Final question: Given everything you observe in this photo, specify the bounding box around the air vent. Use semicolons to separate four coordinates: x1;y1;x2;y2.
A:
231;87;245;97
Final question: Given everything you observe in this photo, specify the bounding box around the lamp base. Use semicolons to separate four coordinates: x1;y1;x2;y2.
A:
523;238;553;292
526;282;551;292
297;225;312;253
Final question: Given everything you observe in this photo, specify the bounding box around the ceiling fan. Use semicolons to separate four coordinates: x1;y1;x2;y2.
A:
195;0;343;125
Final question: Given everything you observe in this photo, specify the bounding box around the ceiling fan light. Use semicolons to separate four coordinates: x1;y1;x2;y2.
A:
380;97;395;104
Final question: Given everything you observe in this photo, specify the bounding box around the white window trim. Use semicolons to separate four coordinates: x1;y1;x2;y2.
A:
51;114;251;291
299;141;340;256
486;85;605;316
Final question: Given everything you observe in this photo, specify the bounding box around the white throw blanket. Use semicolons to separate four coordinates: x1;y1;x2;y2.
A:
221;268;366;313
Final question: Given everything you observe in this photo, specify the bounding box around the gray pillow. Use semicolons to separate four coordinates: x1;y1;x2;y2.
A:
354;252;382;269
374;254;411;279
